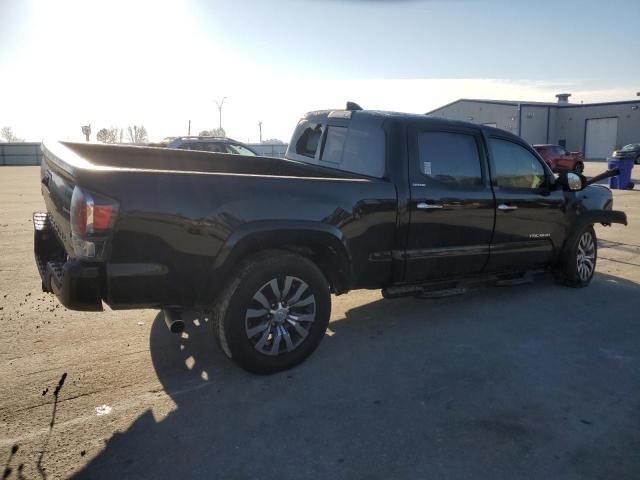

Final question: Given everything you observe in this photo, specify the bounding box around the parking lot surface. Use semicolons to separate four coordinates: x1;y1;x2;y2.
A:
1;164;640;479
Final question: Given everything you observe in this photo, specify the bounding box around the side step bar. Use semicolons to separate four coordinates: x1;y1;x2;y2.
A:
382;270;545;299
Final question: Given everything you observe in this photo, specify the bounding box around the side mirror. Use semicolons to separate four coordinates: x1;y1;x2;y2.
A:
556;168;621;191
566;172;584;191
557;171;586;191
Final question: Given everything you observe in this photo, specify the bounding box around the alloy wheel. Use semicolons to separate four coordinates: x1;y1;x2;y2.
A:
244;276;316;356
576;231;596;282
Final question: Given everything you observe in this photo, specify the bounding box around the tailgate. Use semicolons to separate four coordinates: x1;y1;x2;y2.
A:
35;143;120;311
40;151;76;255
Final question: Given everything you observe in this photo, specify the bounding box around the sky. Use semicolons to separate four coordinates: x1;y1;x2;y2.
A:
0;0;638;143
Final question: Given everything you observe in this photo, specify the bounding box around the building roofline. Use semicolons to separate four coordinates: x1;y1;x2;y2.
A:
559;99;640;108
426;98;640;115
426;99;524;115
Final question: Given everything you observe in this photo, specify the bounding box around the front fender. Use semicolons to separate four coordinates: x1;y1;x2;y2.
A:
572;185;627;227
575;209;627;228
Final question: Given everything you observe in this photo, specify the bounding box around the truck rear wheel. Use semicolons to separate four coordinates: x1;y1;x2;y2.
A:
555;225;597;288
574;161;584;174
212;250;331;374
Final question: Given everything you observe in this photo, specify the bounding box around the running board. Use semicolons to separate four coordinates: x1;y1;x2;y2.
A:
382;269;546;299
416;287;468;299
495;272;535;287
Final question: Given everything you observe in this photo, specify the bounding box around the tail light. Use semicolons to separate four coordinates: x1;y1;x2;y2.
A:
70;186;119;258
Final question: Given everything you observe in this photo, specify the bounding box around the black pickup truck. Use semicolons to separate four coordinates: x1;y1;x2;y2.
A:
35;106;627;373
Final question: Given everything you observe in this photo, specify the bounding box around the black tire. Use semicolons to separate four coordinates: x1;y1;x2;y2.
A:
212;250;330;374
555;225;597;288
574;161;584;174
635;155;640;165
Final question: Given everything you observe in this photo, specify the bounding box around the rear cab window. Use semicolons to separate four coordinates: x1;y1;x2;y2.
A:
286;112;386;178
295;124;324;158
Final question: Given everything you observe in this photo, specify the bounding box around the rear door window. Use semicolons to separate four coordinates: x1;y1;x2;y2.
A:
417;131;483;187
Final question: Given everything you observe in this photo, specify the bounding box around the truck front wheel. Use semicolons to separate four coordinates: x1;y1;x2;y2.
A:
555;225;598;288
212;250;331;374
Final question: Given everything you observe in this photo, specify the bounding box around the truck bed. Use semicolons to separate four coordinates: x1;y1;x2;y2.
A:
44;141;364;180
37;140;398;311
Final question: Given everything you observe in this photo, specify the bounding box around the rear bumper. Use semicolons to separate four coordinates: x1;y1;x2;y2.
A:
44;259;103;311
34;212;172;311
34;212;103;311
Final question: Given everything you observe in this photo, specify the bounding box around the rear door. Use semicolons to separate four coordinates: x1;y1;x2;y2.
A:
405;126;495;283
485;136;566;272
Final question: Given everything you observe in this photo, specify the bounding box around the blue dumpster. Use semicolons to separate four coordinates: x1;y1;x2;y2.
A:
607;157;635;190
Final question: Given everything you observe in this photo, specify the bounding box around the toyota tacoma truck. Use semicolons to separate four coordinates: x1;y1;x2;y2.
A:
34;105;627;373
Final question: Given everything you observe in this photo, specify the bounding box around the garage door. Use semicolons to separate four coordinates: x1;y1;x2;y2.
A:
585;117;618;159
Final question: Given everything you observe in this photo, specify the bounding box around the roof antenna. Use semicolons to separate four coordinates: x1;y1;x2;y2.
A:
346;101;363;111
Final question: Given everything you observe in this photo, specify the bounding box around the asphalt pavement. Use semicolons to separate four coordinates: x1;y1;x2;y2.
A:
1;163;639;479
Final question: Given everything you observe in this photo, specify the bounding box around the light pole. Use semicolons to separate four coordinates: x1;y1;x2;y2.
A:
216;97;227;131
258;121;263;143
81;124;91;142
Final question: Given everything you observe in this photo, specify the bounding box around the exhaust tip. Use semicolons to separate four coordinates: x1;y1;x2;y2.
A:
163;309;185;334
169;320;185;334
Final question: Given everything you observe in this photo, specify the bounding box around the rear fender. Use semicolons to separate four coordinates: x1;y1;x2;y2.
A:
210;220;352;298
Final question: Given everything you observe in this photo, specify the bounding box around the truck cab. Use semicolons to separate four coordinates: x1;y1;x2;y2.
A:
285;109;612;286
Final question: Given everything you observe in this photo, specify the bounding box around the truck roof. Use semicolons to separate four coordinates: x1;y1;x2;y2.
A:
301;108;521;141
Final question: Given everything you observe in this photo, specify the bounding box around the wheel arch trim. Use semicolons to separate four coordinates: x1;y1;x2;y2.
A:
211;220;352;295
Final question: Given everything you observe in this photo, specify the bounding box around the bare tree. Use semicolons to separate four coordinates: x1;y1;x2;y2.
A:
261;138;285;144
127;125;148;144
96;127;120;144
1;126;24;142
198;127;226;137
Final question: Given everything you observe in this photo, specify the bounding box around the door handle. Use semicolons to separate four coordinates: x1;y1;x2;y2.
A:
498;203;518;211
417;202;443;210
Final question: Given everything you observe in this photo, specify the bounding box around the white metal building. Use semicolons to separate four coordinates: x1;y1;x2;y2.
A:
427;94;640;160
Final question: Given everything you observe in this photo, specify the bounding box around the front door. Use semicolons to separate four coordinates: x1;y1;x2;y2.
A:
485;136;566;272
405;127;495;283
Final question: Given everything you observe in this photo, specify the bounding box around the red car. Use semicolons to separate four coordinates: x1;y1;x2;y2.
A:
533;144;584;174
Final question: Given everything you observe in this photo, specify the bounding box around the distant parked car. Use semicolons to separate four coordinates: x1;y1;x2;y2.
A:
150;136;258;156
612;143;640;164
533;144;584;174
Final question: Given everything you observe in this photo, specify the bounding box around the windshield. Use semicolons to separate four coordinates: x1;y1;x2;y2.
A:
621;143;640;151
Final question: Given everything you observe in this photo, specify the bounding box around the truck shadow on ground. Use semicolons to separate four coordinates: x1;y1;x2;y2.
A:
74;273;640;480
